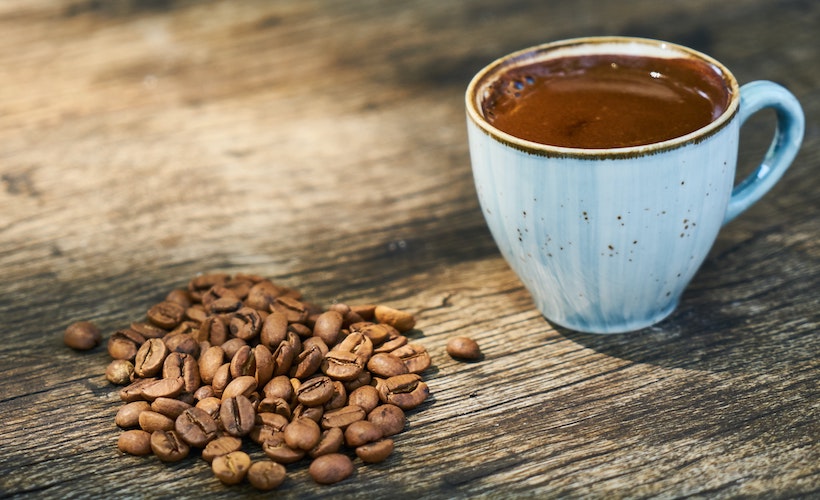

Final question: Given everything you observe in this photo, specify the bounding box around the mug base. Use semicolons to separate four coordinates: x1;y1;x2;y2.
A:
543;300;679;334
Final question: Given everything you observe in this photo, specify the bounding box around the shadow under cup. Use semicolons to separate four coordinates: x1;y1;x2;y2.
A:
465;37;804;334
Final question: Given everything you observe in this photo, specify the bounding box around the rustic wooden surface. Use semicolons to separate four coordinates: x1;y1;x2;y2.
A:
0;0;817;498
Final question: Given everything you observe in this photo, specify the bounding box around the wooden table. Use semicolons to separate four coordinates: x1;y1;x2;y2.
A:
1;0;817;498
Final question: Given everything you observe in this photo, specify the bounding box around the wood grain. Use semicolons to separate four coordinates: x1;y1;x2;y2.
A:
0;0;817;498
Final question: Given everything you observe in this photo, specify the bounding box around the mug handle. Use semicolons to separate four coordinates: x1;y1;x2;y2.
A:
723;81;805;225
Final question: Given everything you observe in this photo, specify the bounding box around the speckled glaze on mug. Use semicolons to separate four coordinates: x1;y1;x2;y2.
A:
466;37;805;334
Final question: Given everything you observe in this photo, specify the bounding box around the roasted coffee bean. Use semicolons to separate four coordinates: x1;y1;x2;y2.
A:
321;405;365;430
119;377;157;402
366;353;409;378
376;373;429;410
165;288;193;308
295;376;334;407
222;375;257;400
230;307;263;340
151;397;191;419
106;359;134;385
356;438;394;464
220;395;256;437
344;420;383;447
322;350;364;381
367;404;406;436
262;375;293;402
284;416;321;451
175;407;218;447
257;397;291;419
185;305;209;324
163;332;200;358
254;344;274;387
199;316;228;346
259;311;288;349
309;453;353;485
374;333;408;354
194;385;215;401
350;322;393;346
220;337;247;360
291;342;323;379
323;381;347;411
309;427;344;458
116;401;151;428
350;304;377;321
312;310;343;346
201;285;238;309
163;352;200;393
374;305;416;332
247;460;286;491
118;429;152;456
292;403;324;423
250;412;289;444
390;343;431;374
188;273;230;301
64;321;101;351
195;397;223;420
212;363;232;398
141;377;185;401
202;435;243;463
348;385;381;415
288;322;312;338
151;430;190;462
130;321;167;339
230;345;256;378
139;410;175;433
212;451;251;485
134;338;169;378
199;346;225;384
245;280;283;311
343;369;372;392
207;296;244;315
262;432;305;464
270;341;295;377
108;329;146;361
446;336;482;360
147;301;186;330
271;296;309;323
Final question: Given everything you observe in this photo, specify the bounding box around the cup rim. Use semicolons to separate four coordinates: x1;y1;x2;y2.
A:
465;36;740;159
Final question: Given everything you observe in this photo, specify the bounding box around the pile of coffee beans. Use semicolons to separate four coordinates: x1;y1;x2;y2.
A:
95;272;431;490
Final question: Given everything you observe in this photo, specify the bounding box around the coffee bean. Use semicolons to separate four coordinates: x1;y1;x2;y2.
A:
212;451;251;485
260;311;288;349
292;403;324;423
134;338;169;378
309;427;344;458
344;420;383;447
147;301;186;330
130;321;167;339
309;453;354;485
262;375;294;402
207;296;243;315
253;344;274;387
175;407;218;447
211;363;232;398
366;353;409;378
323;380;347;411
150;430;190;462
349;304;376;321
291;342;324;379
151;397;191;419
261;432;305;464
194;385;215;401
116;401;151;429
295;376;334;407
138;410;175;433
163;331;200;358
257;397;291;419
374;305;416;332
284;416;321;451
312;310;343;346
376;373;429;410
106;359;134;385
320;405;365;430
141;377;185;401
108;329;145;361
247;460;286;491
350;322;394;346
222;375;257;400
118;429;152;456
356;438;394;463
188;273;230;302
220;395;256;437
367;404;405;436
245;280;283;311
199;316;228;345
230;307;262;340
348;385;381;414
271;296;308;323
446;336;482;360
270;341;296;377
229;345;256;378
198;346;225;385
165;289;193;308
391;343;431;374
202;435;243;463
195;397;222;420
63;321;101;351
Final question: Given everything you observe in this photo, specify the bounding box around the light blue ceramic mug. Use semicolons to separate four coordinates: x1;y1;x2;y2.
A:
466;37;805;334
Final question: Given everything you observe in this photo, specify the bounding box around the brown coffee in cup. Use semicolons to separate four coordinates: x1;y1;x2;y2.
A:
480;53;732;148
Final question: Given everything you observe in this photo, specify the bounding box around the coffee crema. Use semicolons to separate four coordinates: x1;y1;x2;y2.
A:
481;54;731;149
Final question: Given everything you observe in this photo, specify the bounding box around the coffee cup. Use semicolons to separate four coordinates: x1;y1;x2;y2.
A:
465;36;804;334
